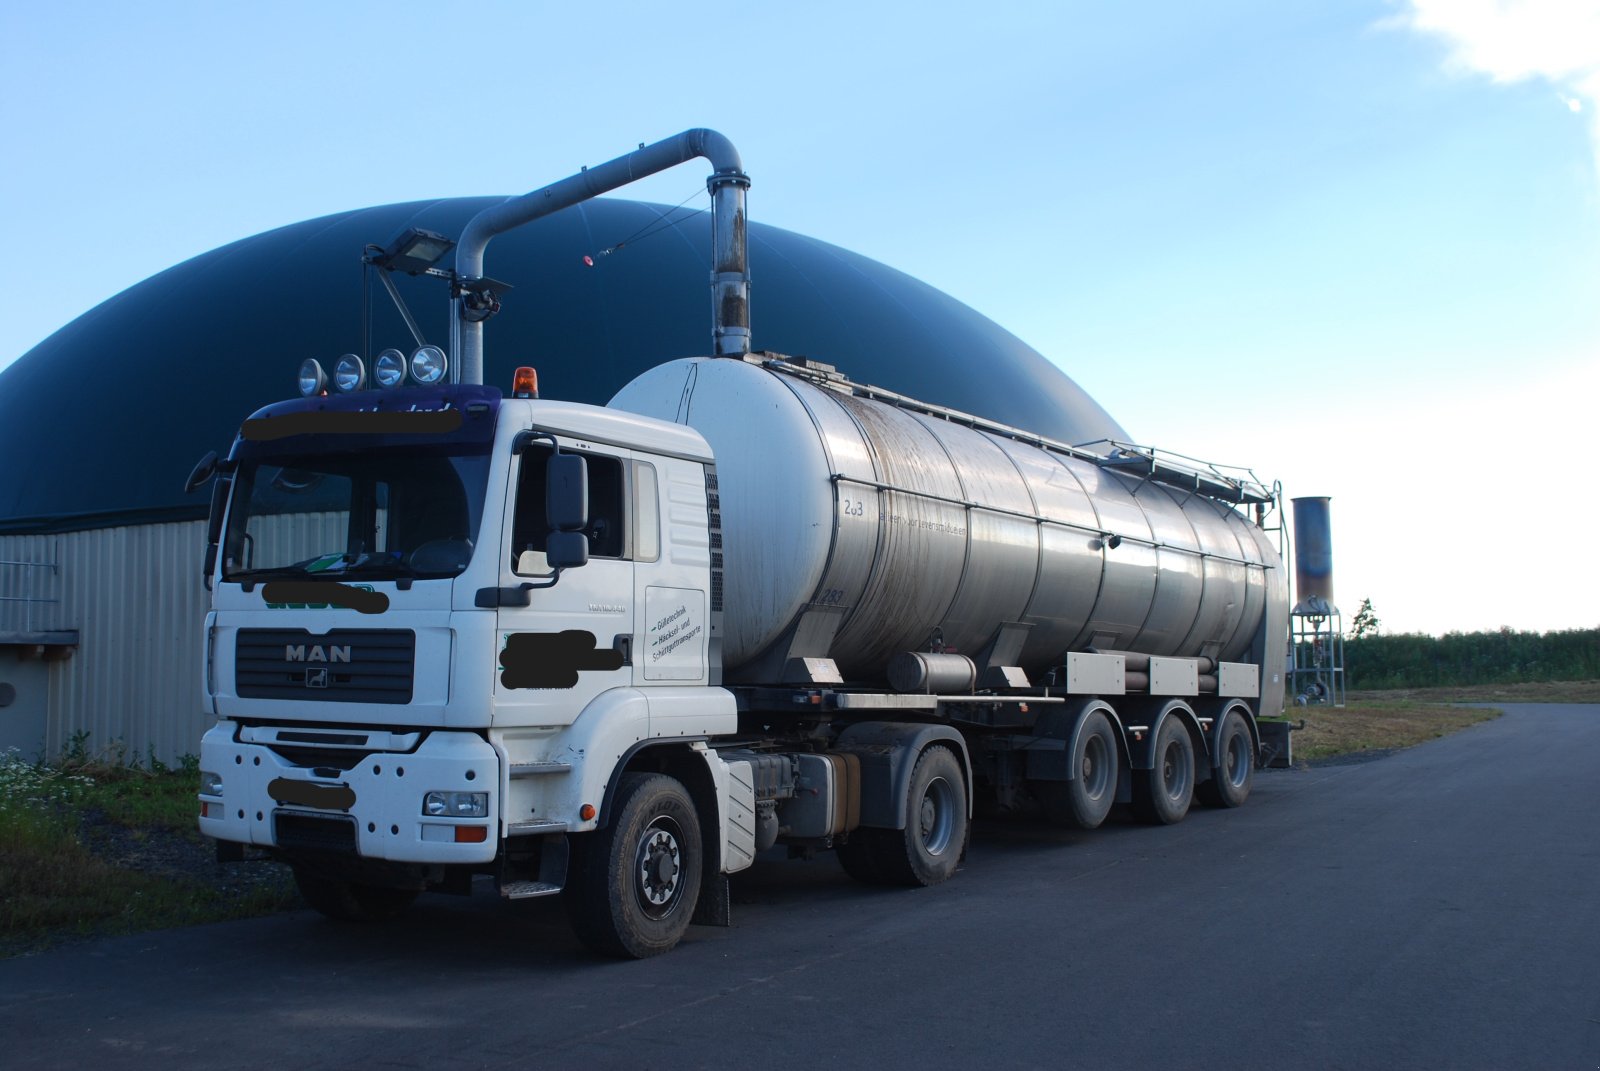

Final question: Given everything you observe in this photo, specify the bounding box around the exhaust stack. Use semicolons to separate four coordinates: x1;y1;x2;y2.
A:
451;128;750;385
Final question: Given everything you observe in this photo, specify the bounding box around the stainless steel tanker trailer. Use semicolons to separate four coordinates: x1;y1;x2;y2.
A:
193;130;1289;957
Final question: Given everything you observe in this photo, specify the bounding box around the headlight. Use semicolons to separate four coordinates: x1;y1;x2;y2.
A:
297;358;327;397
409;345;448;385
423;791;487;818
374;348;407;389
200;771;223;797
333;353;366;392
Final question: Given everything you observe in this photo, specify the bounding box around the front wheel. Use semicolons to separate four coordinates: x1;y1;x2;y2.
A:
293;867;418;922
565;773;702;959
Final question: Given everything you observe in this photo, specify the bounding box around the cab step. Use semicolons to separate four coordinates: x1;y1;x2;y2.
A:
500;880;561;900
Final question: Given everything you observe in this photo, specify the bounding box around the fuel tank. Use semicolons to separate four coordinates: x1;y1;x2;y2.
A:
610;357;1286;687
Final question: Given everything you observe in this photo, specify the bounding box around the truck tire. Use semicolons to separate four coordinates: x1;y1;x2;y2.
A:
565;773;702;959
1038;710;1118;830
1131;715;1195;825
1198;708;1253;808
836;832;887;885
293;867;418;923
877;745;967;887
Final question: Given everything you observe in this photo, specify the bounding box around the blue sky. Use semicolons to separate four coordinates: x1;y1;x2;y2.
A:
2;1;1596;635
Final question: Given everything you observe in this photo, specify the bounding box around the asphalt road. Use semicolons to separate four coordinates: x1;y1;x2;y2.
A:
5;704;1597;1070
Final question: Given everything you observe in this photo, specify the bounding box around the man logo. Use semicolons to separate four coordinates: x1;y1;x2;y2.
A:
285;645;352;663
305;668;330;689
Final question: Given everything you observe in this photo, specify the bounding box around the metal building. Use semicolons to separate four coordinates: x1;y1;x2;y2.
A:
0;196;1126;763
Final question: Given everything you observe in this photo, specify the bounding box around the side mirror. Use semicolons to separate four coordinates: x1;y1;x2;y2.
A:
546;531;589;571
547;452;588;532
185;450;219;493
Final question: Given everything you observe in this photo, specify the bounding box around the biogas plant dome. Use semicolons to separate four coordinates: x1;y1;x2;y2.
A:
0;197;1125;532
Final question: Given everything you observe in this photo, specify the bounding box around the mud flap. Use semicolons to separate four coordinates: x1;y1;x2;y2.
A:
1257;719;1295;769
693;873;731;927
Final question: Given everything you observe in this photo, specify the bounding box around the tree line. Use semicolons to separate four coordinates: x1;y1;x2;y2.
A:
1344;626;1600;689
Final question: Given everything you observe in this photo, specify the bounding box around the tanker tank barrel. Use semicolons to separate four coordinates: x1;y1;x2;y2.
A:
610;355;1288;712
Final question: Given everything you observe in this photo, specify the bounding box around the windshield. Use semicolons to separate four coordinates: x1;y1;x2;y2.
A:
223;443;491;582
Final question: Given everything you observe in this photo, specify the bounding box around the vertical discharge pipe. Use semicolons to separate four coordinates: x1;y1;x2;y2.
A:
1291;496;1336;614
451;129;750;386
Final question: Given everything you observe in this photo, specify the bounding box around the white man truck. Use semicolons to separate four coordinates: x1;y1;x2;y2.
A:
195;130;1288;957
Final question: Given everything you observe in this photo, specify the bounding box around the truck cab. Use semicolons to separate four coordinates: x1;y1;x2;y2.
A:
198;378;752;956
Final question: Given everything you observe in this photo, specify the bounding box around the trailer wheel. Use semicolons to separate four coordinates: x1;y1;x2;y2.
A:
1039;710;1118;830
878;745;967;887
1132;716;1195;825
1198;709;1253;808
293;868;418;922
565;773;702;959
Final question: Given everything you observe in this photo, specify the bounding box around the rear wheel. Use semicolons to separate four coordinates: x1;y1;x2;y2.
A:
293;868;418;922
1131;715;1195;825
1198;709;1254;808
837;831;887;885
565;773;702;959
876;745;968;887
1039;710;1119;830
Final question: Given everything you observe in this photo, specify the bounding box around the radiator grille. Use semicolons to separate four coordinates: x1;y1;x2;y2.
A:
237;628;415;704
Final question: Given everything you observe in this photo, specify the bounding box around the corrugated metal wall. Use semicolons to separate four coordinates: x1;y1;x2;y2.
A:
0;521;209;764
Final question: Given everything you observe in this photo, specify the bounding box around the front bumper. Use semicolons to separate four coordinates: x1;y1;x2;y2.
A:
198;721;500;865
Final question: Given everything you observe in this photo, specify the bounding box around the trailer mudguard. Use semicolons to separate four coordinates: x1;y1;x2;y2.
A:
1123;698;1204;771
834;721;972;830
1025;698;1133;781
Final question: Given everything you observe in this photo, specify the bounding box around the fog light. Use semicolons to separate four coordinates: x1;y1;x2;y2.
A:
409;345;447;385
423;790;487;818
297;359;327;397
200;770;223;796
333;353;366;392
374;348;407;389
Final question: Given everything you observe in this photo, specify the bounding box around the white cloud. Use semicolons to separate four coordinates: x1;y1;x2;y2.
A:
1391;1;1600;175
1398;1;1600;83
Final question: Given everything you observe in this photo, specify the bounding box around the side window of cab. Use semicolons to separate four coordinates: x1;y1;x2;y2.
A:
511;446;627;574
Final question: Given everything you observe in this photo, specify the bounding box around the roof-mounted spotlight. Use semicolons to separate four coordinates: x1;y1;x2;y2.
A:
297;358;327;397
373;348;407;389
409;345;448;385
367;227;455;275
333;354;366;392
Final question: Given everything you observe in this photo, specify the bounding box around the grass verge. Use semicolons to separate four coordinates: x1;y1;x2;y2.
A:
1277;699;1501;763
0;752;296;959
1349;679;1600;704
1266;679;1600;764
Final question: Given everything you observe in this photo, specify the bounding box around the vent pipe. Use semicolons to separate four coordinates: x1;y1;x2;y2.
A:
451;128;750;385
1290;496;1336;616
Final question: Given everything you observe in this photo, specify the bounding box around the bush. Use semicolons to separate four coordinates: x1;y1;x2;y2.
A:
1345;627;1600;689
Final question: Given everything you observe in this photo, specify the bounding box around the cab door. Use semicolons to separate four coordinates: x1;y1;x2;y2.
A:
491;438;636;727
